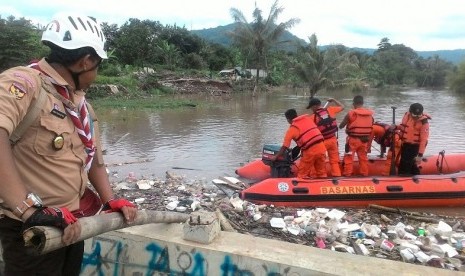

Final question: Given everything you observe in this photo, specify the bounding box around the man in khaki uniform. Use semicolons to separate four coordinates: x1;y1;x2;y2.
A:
0;13;137;276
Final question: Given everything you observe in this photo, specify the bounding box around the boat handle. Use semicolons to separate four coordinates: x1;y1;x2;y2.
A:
386;185;403;192
292;187;309;194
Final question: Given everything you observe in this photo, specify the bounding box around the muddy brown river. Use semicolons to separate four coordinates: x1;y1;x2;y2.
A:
96;87;465;215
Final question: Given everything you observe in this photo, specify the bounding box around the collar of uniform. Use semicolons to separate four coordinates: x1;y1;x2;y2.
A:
37;58;75;92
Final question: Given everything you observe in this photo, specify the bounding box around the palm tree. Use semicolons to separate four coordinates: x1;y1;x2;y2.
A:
294;34;333;97
157;40;180;70
229;0;300;94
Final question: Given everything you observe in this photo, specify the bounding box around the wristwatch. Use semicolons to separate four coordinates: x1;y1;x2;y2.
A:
13;193;43;218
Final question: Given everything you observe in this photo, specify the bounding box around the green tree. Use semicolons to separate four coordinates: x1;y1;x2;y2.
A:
372;40;418;85
294;34;333;97
447;62;465;93
114;18;163;67
101;22;119;51
159;25;204;55
0;15;46;71
414;55;453;87
229;0;300;93
202;43;236;73
377;37;392;51
157;40;180;69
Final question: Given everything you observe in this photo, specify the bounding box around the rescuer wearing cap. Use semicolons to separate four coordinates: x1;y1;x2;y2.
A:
396;103;431;175
306;97;344;177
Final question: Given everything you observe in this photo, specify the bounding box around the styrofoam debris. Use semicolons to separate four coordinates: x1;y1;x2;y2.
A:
191;201;200;211
134;198;145;204
341;223;361;233
176;206;187;212
437;221;453;232
315;208;330;214
400;248;415;262
360;223;381;238
229;196;244;212
358;244;370;255
287;224;301;235
270;217;286;228
326;209;345;220
136;180;152;190
414;251;432;263
166;201;178;211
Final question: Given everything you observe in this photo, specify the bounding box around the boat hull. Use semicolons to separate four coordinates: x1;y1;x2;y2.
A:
236;152;465;181
240;172;465;208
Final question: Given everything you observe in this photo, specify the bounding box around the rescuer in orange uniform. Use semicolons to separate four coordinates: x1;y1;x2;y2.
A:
271;109;327;178
338;95;374;176
396;103;431;175
367;122;402;175
307;97;344;177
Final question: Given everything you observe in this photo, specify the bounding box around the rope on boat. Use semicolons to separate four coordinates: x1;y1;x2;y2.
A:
436;150;446;174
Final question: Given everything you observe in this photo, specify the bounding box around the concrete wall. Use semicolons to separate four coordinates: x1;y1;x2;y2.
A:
80;223;456;276
0;222;457;275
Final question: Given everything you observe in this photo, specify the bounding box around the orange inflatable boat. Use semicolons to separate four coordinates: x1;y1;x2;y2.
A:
236;151;465;181
240;171;465;208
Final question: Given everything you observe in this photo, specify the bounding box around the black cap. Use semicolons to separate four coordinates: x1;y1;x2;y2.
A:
306;98;321;109
409;103;423;115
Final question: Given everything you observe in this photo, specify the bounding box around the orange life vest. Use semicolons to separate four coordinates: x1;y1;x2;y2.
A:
292;115;324;150
347;108;374;137
399;112;431;144
372;122;394;147
314;108;338;139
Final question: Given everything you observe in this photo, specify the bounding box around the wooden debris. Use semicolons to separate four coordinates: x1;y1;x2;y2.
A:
215;208;238;232
380;214;392;223
212;178;241;190
219;176;245;189
369;204;459;225
106;159;151;167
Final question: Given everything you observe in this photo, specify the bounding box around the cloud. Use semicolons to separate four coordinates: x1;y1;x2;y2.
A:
1;0;465;51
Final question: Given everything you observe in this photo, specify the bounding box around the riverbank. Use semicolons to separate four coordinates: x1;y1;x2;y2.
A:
108;169;465;272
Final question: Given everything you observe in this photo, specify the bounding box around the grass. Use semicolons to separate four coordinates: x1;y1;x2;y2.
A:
89;95;198;110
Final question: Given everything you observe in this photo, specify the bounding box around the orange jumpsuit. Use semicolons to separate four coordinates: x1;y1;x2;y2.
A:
282;115;327;178
368;123;402;175
342;108;374;176
310;106;343;177
397;112;431;175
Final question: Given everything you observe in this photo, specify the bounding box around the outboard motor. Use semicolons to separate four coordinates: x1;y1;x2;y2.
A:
261;144;294;178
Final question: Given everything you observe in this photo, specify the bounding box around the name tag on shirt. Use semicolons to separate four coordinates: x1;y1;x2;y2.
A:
51;108;67;119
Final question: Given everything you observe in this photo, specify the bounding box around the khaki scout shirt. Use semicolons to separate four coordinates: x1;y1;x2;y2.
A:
0;58;102;219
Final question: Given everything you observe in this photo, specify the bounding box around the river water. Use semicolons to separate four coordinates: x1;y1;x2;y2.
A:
97;87;465;182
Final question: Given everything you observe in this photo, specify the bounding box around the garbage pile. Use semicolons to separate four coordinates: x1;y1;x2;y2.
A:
109;170;465;272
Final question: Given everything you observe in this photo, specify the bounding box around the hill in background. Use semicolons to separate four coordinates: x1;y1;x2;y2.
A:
191;24;465;65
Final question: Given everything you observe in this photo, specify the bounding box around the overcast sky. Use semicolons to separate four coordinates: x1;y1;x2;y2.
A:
2;0;465;51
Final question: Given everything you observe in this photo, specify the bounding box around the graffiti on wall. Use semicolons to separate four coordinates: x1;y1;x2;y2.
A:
81;236;300;276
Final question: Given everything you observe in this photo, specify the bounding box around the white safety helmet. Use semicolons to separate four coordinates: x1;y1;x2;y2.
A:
41;13;107;59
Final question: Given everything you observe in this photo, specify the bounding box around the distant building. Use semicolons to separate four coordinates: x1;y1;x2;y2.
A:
246;69;267;78
218;67;249;80
218;68;240;78
218;67;265;80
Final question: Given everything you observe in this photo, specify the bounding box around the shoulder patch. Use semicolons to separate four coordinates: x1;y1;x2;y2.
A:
9;83;27;100
13;71;36;89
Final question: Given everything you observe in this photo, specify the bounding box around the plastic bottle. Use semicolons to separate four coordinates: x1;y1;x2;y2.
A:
351;231;365;239
456;239;465;250
417;227;425;237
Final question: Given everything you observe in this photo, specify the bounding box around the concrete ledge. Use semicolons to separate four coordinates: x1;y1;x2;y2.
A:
81;223;457;276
